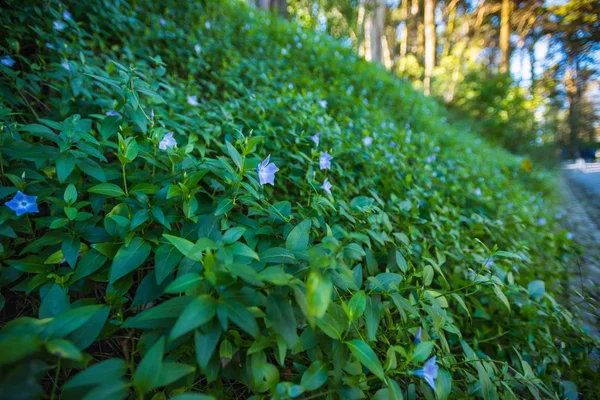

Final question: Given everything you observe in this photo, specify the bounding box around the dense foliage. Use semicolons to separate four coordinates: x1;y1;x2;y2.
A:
0;1;597;399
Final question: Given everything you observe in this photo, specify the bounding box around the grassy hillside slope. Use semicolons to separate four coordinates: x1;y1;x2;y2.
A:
0;0;597;398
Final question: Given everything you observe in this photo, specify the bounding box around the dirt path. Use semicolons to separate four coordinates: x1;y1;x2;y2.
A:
560;171;600;338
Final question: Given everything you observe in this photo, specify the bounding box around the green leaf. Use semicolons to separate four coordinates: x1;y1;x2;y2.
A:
62;236;81;268
165;273;203;293
170;295;217;340
346;340;385;381
411;341;434;363
154;362;196;388
72;249;107;282
64;359;127;390
163;234;205;262
224;301;259;338
223;227;246;244
56;153;76;183
214;198;234;216
301;361;328;391
226;141;243;170
133;337;164;395
364;296;380;342
307;271;332;318
347;290;366;321
67;306;110;349
76;157;106;182
285;219;311;251
266;295;298;347
155;244;184;285
45;339;83;361
64;184;77;204
260;247;297;264
109;238;151;283
39;283;70;319
527;280;545;300
43;305;105;339
195;324;221;370
0;334;42;367
88;183;125;197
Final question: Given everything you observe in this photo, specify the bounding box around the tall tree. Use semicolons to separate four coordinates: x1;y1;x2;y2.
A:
424;0;436;94
499;0;511;73
362;0;386;63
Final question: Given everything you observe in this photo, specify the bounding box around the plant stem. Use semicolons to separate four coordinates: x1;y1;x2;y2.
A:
122;164;129;196
50;358;61;400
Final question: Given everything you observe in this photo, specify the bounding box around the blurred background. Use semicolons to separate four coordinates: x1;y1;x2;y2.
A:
248;0;600;162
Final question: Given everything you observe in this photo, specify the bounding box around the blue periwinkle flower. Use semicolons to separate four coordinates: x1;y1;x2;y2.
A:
321;178;332;194
537;217;546;226
319;100;327;109
187;95;199;106
363;136;373;146
310;133;320;147
1;55;15;67
319;152;332;170
63;10;72;20
474;188;482;197
160;17;166;26
106;110;121;117
159;132;176;150
415;327;422;345
53;20;66;31
6;191;39;216
566;232;573;240
413;356;438;391
256;154;279;186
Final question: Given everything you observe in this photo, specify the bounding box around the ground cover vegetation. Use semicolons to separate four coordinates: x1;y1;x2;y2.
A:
0;0;597;399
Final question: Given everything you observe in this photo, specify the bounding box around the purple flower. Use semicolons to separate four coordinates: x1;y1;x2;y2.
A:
106;110;121;117
6;191;39;216
281;48;288;55
187;95;199;106
53;20;66;31
159;132;176;150
389;141;396;148
415;327;422;345
405;135;411;144
319;100;327;109
413;356;438;391
1;55;15;67
160;18;167;26
426;154;436;163
256;154;279;186
363;136;373;147
62;10;72;20
321;178;332;194
485;258;494;269
310;133;320;147
319;152;332;170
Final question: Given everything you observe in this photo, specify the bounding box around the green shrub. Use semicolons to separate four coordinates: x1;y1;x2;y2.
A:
0;0;596;399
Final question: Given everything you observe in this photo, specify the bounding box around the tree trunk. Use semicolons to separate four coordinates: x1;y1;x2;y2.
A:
528;38;536;92
566;59;581;156
257;0;287;17
442;1;457;59
424;0;436;95
399;0;409;72
499;0;511;73
363;0;385;64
